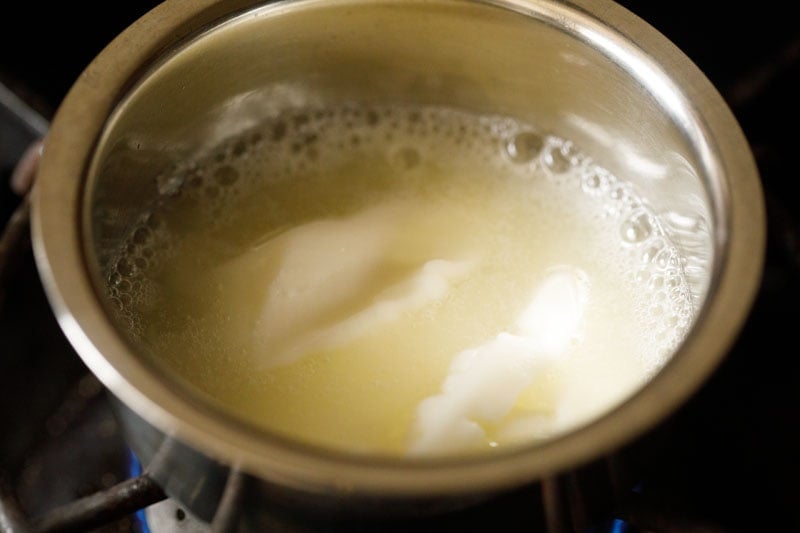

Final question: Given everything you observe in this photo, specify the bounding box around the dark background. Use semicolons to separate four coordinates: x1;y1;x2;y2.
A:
1;2;799;531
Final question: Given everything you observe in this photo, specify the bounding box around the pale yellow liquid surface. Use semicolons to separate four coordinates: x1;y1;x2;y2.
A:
108;105;696;457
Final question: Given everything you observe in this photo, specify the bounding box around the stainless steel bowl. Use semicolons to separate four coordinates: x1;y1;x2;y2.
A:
31;0;764;523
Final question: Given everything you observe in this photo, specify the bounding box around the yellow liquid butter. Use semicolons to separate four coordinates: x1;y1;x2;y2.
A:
107;104;697;456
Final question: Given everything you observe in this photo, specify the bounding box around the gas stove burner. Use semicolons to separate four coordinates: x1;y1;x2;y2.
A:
128;456;208;533
143;500;209;533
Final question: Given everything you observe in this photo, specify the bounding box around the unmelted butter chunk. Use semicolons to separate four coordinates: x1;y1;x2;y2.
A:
213;199;479;368
409;267;590;455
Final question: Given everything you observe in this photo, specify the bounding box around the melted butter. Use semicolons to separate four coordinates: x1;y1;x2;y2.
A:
107;104;697;457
